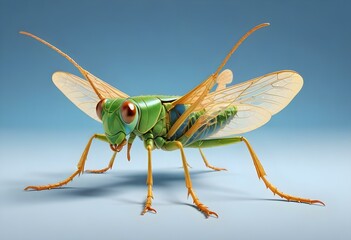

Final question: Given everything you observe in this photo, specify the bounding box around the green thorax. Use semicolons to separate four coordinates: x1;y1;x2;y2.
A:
130;96;171;136
100;95;177;145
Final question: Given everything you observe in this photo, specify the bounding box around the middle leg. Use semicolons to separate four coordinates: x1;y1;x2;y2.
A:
199;148;227;171
163;140;218;218
141;145;157;215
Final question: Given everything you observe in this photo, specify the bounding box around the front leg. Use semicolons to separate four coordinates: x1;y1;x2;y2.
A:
141;138;157;215
127;132;136;161
25;133;109;190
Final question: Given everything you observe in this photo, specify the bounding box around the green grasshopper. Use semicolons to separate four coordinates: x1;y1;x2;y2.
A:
21;23;324;218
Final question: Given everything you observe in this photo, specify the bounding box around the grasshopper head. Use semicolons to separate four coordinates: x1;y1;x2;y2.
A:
96;98;139;151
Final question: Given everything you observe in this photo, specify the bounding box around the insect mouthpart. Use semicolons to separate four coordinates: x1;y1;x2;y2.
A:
110;138;127;152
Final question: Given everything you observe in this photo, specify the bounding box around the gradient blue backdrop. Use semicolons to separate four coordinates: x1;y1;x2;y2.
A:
1;1;350;240
1;0;350;131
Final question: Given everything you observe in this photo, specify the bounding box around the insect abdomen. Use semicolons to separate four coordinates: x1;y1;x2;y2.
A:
169;105;237;145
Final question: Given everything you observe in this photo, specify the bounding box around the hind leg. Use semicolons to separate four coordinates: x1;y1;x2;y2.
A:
188;137;324;205
240;137;324;205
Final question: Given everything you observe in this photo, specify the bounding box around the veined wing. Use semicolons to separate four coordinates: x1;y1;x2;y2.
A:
186;104;271;142
166;70;232;138
204;70;303;115
184;70;303;138
85;71;129;99
166;74;216;138
165;23;270;138
207;105;271;138
52;71;128;122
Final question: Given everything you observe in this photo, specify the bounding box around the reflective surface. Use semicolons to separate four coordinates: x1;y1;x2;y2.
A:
0;129;350;240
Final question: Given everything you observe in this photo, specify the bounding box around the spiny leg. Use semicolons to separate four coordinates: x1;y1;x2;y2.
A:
165;141;218;218
188;137;324;205
241;137;324;205
25;134;108;191
141;145;157;215
199;148;227;171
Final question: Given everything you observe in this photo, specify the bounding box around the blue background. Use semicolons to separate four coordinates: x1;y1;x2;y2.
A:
1;1;350;240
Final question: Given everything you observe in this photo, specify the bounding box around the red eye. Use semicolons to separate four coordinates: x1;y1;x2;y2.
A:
121;101;136;124
96;99;106;120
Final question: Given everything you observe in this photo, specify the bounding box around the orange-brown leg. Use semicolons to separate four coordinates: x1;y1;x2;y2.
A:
199;148;227;171
25;133;108;191
164;141;218;218
141;145;157;215
241;137;325;205
85;151;117;174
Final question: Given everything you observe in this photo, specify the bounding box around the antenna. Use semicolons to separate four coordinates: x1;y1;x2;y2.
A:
20;31;104;100
214;23;270;76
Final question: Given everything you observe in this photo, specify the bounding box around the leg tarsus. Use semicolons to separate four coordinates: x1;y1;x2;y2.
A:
188;188;219;218
260;175;325;206
141;145;157;215
24;169;80;191
24;134;106;191
85;151;117;174
141;187;157;215
141;206;157;215
165;141;218;217
199;148;227;171
85;166;110;174
241;136;325;206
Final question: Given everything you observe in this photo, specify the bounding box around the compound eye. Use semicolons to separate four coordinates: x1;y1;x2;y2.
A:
121;101;136;124
96;99;106;120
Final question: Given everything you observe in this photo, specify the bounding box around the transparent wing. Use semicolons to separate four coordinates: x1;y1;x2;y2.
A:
206;70;303;115
216;69;233;91
184;70;303;138
166;69;233;138
52;72;99;122
207;105;271;139
166;73;216;138
85;71;129;99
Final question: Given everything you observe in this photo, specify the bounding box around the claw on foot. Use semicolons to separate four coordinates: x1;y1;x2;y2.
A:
141;206;157;215
197;203;219;218
292;199;325;206
24;185;55;191
208;166;227;171
24;186;39;191
187;188;218;218
205;210;219;218
311;200;325;206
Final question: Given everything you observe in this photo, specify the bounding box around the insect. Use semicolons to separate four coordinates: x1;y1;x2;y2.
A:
21;23;324;218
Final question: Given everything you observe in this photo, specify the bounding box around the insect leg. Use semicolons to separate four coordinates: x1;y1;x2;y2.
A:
199;148;227;171
141;144;157;215
127;133;136;161
240;137;325;205
163;141;218;218
85;151;117;174
24;134;111;191
189;137;324;205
